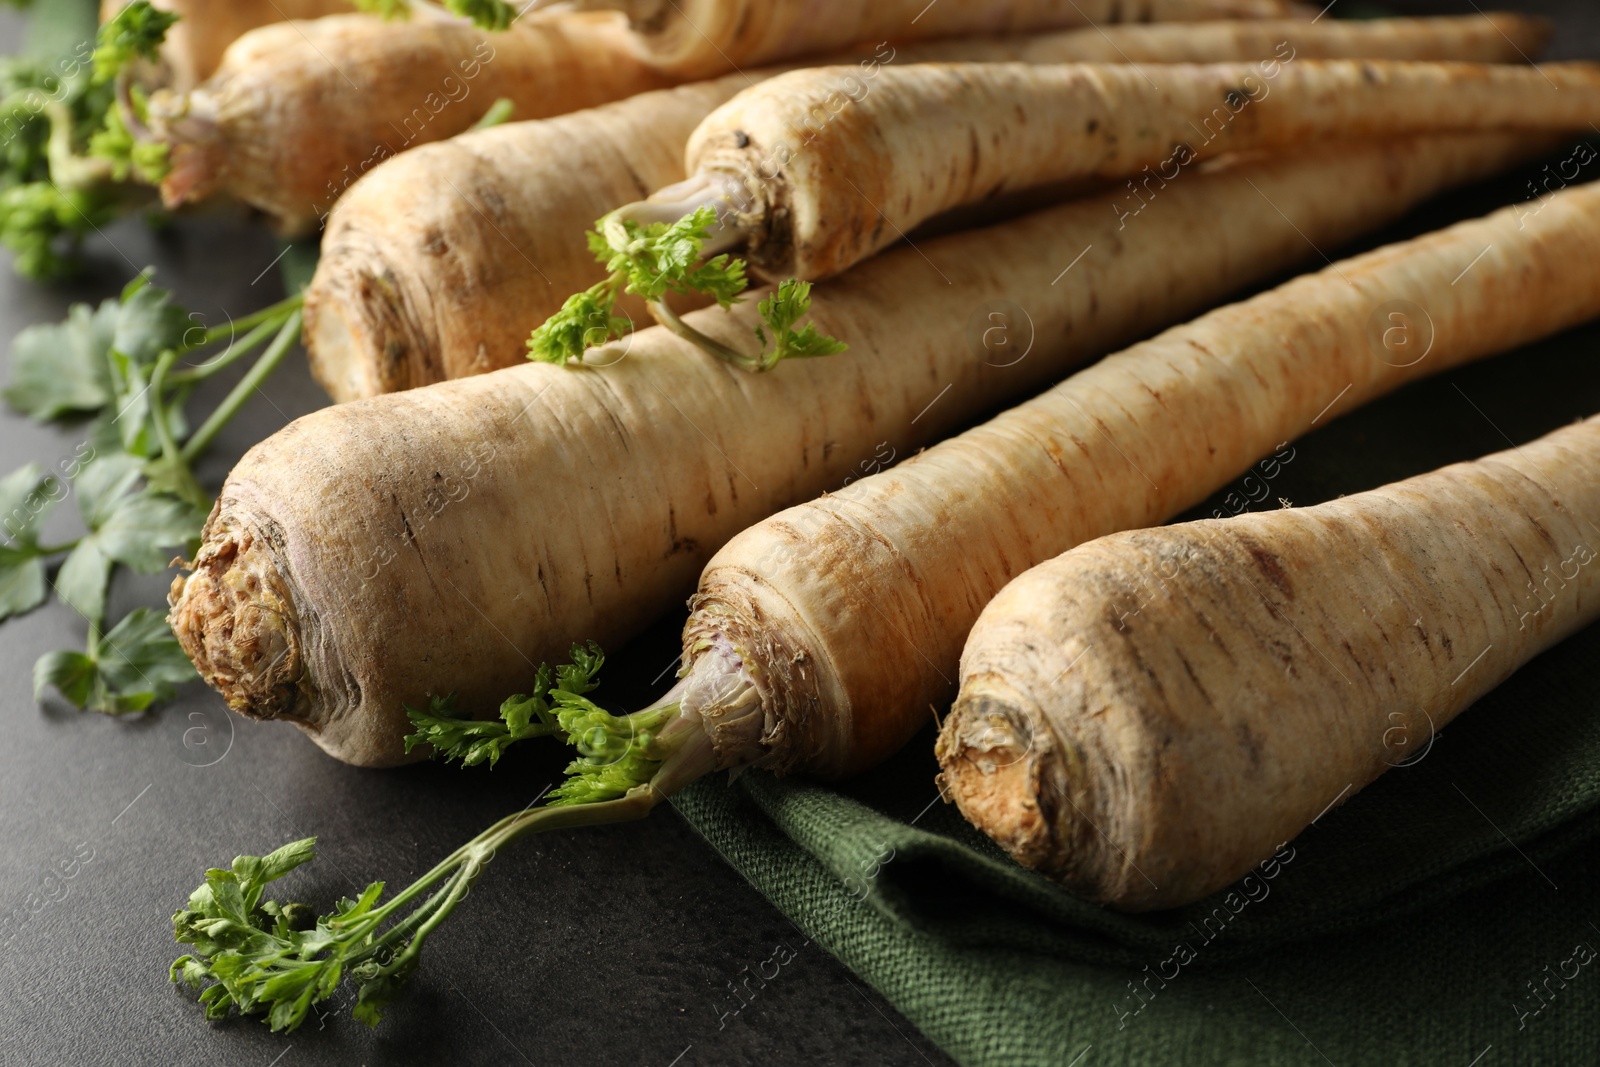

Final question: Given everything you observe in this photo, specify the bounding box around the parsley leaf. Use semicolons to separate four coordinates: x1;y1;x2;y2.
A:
93;0;180;82
0;464;58;620
532;208;847;371
173;640;723;1031
753;279;848;371
34;606;196;713
87;96;171;187
54;454;203;623
0;0;180;279
3;298;119;420
403;642;604;767
526;283;632;366
598;206;748;308
528;206;750;364
113;271;191;364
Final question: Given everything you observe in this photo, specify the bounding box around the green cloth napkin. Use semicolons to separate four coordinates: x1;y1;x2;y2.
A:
672;181;1600;1066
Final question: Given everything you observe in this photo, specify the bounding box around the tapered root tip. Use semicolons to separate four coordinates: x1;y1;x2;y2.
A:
168;515;305;726
936;687;1056;872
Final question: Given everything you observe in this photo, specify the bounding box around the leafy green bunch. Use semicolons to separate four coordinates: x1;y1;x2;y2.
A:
172;837;422;1031
0;0;178;278
2;269;304;712
527;205;847;373
176;641;711;1031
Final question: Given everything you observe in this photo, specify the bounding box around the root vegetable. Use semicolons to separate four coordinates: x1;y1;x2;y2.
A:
905;13;1550;66
304;73;754;401
529;0;1306;79
677;177;1600;793
670;59;1600;285
172;132;1541;767
309;15;1550;402
148;12;676;232
100;0;354;89
949;416;1600;910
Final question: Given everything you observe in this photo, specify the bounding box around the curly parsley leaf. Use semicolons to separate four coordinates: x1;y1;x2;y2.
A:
93;0;180;82
599;205;747;307
173;639;719;1031
526;283;631;365
173;837;437;1032
0;1;179;278
0;180;119;280
529;206;750;364
404;642;604;767
753;279;848;370
34;606;196;713
87;92;170;184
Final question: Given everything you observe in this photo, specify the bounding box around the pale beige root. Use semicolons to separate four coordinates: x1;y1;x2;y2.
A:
909;14;1552;66
689;59;1600;282
581;0;1302;79
101;0;354;90
147;11;674;233
685;167;1600;785
305;16;1547;404
949;416;1600;911
304;74;752;402
169;134;1533;768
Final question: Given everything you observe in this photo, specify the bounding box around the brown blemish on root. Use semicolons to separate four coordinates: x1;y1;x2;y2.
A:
1238;533;1294;598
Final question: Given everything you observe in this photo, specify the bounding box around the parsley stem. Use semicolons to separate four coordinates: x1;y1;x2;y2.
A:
148;349;183;461
198;292;305;349
44;99;115;191
167;316;282;385
180;309;301;464
647;298;760;372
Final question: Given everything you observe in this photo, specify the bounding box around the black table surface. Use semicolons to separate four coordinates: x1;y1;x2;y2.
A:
0;3;1593;1066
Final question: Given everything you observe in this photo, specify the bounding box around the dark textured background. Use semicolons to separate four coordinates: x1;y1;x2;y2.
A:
0;3;1593;1065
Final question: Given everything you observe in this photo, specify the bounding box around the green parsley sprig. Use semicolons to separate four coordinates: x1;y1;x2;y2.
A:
527;205;846;373
175;644;720;1031
403;641;604;768
4;267;305;713
0;0;178;278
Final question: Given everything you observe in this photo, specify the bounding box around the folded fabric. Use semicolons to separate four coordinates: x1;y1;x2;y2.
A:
671;194;1600;1065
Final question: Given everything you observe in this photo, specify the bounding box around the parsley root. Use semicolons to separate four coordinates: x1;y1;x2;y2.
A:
303;72;767;401
653;58;1600;285
947;415;1600;910
676;179;1600;797
522;0;1304;79
308;15;1550;399
168;132;1539;766
148;12;674;232
903;13;1551;66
